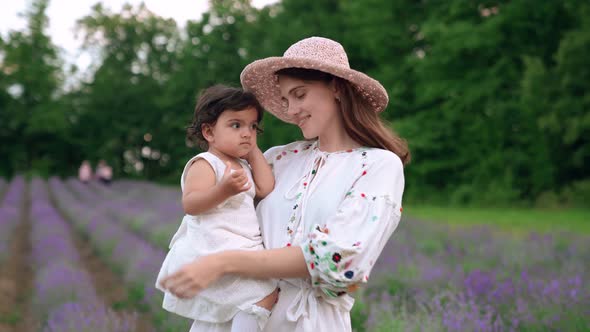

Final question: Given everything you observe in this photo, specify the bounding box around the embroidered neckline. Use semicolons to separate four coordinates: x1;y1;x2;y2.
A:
283;143;372;248
273;141;370;163
314;141;369;155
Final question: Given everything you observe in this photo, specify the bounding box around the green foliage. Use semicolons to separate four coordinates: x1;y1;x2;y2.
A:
0;311;21;325
0;0;66;176
1;0;588;205
350;294;368;332
406;205;590;234
127;282;149;311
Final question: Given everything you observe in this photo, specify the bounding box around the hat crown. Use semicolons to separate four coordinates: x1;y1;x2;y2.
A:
283;37;350;68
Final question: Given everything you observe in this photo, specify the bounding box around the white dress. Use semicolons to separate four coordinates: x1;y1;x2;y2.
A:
155;152;277;330
256;140;405;331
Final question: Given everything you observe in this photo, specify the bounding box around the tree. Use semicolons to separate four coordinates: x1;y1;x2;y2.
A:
520;2;590;196
74;3;181;179
397;0;581;204
0;0;67;177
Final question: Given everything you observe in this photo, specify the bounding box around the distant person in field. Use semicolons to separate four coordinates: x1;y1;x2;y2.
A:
78;160;93;184
160;37;410;332
96;159;113;185
155;85;278;332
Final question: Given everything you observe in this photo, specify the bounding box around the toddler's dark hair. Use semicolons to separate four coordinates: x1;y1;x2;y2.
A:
187;84;264;150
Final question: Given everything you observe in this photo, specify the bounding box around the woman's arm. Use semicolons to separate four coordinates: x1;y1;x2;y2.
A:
166;151;405;299
222;246;308;278
182;159;251;215
245;146;275;199
160;246;309;299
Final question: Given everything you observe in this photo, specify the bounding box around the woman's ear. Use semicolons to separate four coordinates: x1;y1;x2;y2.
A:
202;123;214;143
330;78;341;102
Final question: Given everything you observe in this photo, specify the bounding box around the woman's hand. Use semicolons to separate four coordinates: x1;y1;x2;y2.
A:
159;255;225;299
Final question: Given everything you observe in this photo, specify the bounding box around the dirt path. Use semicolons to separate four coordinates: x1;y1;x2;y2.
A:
0;183;34;332
69;227;155;332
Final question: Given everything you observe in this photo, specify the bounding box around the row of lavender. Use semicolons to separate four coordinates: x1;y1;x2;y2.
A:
29;178;137;331
47;177;190;332
361;221;589;331
51;178;590;331
0;176;25;264
84;179;590;331
65;178;182;250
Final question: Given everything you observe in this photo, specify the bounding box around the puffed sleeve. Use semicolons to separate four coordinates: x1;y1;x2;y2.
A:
300;152;404;297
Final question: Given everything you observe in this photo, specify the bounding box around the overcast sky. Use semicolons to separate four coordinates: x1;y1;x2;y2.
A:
0;0;278;70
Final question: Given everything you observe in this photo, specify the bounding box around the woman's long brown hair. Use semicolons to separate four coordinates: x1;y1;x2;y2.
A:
276;68;411;166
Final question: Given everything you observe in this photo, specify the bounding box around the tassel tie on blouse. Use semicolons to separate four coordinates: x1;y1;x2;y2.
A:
283;144;355;327
285;280;354;329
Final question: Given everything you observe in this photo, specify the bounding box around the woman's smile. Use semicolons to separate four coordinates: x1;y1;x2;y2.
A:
298;114;311;127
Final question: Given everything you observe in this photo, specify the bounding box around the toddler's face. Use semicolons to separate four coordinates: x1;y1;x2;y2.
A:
206;107;259;159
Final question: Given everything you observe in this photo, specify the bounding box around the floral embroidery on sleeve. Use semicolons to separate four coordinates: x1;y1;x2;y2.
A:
299;149;404;298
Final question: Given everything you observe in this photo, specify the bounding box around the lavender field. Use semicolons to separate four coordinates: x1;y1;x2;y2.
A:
0;177;587;332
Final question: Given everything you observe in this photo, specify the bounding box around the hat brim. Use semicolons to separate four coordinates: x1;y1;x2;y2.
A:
240;57;389;124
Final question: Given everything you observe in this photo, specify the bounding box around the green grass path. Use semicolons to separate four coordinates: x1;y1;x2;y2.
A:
406;205;590;234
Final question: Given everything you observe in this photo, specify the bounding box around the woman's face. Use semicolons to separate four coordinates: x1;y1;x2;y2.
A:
278;76;341;140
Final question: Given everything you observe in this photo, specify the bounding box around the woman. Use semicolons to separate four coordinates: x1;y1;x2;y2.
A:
96;159;113;185
78;160;93;183
160;36;410;331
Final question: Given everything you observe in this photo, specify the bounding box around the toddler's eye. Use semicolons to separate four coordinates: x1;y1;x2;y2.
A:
251;123;259;130
231;122;240;129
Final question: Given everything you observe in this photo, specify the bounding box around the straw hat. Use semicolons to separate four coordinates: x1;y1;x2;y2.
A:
240;36;389;124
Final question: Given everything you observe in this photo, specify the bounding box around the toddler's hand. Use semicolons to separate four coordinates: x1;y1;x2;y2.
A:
219;161;251;196
243;146;262;163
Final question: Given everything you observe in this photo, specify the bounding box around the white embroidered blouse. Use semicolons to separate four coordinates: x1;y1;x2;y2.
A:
256;140;405;325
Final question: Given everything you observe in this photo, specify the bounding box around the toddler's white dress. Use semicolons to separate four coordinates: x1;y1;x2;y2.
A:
155;152;276;330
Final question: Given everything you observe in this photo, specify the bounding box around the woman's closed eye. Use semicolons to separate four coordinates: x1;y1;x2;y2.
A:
281;97;289;108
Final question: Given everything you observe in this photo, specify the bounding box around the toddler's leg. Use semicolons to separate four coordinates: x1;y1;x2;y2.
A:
230;289;278;332
256;288;279;311
231;311;261;332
